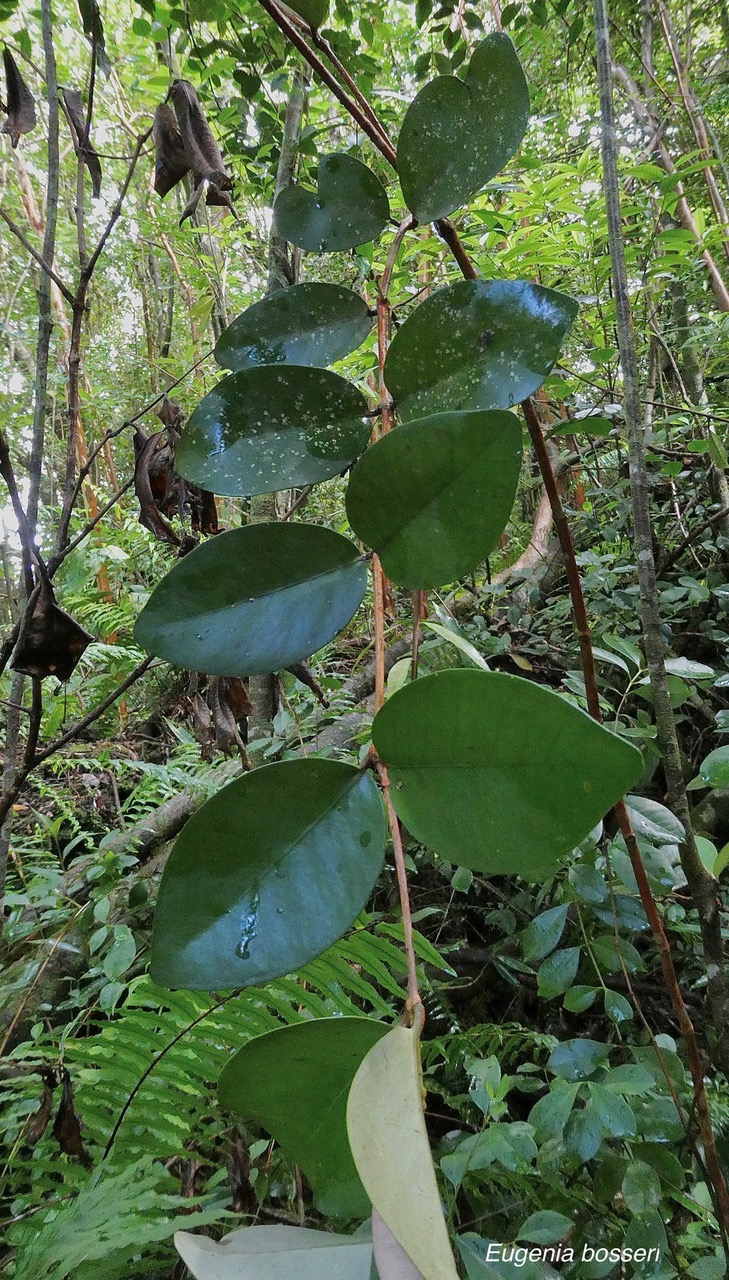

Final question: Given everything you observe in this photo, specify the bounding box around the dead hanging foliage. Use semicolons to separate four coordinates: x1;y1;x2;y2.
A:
133;397;220;553
1;49;36;148
23;1069;56;1147
62;87;102;198
11;576;93;681
188;674;253;760
153;79;234;226
53;1068;92;1168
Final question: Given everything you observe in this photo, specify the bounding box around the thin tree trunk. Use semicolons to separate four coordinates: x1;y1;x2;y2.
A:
654;0;729;264
0;0;61;908
612;60;729;312
594;0;729;1071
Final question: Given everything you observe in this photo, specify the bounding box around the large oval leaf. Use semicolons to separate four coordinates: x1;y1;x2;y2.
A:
398;34;529;222
152;759;386;990
218;1018;389;1217
345;410;521;588
274;153;390;253
347;1024;460;1280
176;366;371;497
214;283;373;373
384;280;578;423
134;523;366;677
371;670;643;878
284;0;328;27
175;1225;372;1280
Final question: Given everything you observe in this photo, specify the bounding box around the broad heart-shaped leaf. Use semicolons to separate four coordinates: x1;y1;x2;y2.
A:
384;279;578;424
397;33;529;222
175;1225;372;1280
214;283;373;373
152;759;386;990
273;153;390;253
134;523;366;677
176;366;370;497
218;1018;389;1217
347;1024;460;1280
282;0;328;27
371;670;642;878
345;410;521;589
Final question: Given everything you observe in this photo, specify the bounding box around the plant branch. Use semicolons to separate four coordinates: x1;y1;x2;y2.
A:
0;207;75;306
375;759;422;1021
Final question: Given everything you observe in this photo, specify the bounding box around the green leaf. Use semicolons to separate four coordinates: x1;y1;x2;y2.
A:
537;947;580;998
588;1083;636;1137
699;746;729;787
397;33;529;221
345;410;521;588
664;656;714;680
422;622;490;670
347;1024;460;1280
151;759;386;990
214;283;372;373
102;925;137;980
457;1234;561;1280
284;0;328;27
384;280;578;423
603;989;634;1024
176;366;370;496
274;153;389;252
564;1100;603;1160
528;1082;579;1140
371;670;642;878
522;904;569;963
218;1018;388;1217
548;1039;611;1082
623;1212;666;1274
175;1225;373;1280
135;523;366;677
624;795;684;845
568;864;608;903
563;985;597;1012
517;1211;573;1244
622;1161;662;1215
602;1065;655;1095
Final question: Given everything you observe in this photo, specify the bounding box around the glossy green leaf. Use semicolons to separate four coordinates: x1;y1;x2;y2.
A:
536;947;580;998
423;622;490;670
548;1039;612;1082
371;670;642;878
151;759;386;989
522;905;569;963
457;1234;560;1280
563;985;597;1012
175;1225;372;1280
589;1083;636;1137
603;989;634;1024
214;283;372;373
397;34;529;221
345;410;521;588
622;1161;662;1215
284;0;328;27
218;1018;388;1217
384;280;578;423
274;153;389;253
347;1024;460;1280
564;1102;603;1160
175;366;370;497
135;523;366;677
699;745;729;787
517;1211;573;1244
528;1082;579;1141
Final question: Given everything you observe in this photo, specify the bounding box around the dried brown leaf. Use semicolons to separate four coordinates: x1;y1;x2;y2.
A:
53;1069;92;1168
62;87;102;198
153;102;189;198
2;49;36;147
11;578;93;680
